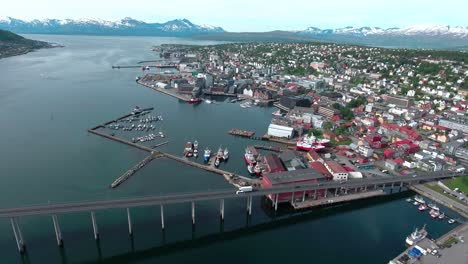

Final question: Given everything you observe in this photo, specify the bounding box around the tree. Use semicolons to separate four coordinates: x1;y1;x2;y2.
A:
335;126;348;136
308;129;323;138
323;122;333;130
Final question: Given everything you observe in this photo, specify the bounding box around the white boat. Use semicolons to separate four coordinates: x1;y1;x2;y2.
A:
194;149;199;158
193;140;199;149
413;201;419;206
405;225;427;246
448;219;455;224
429;209;440;218
205;99;212;104
296;135;330;151
406;198;412;202
272;110;283;117
247;164;255;175
414;196;425;204
438;212;445;220
428;203;440;211
214;157;220;167
223;148;229;160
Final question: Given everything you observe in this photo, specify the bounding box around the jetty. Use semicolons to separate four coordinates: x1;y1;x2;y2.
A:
228;129;255;138
254;145;284;152
110;154;156;188
137;80;190;102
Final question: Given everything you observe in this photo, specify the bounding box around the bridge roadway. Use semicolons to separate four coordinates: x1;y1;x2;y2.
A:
0;171;463;218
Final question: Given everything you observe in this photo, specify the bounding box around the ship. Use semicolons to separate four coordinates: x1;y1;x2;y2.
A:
418;203;428;211
414;196;425;204
193;149;198;158
203;148;211;163
214;157;221;167
193;140;199;149
254;164;262;176
405;225;427;246
188;97;203;104
429;209;440;218
244;148;257;165
272;110;283;117
131;106;142;115
448;219;455;224
296;135;329;151
223;148;229;160
428;203;440;211
217;147;224;160
205;99;212;104
438;212;445;220
184;142;193;157
247;164;255;175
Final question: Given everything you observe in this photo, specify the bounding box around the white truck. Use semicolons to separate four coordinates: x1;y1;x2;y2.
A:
236;186;253;194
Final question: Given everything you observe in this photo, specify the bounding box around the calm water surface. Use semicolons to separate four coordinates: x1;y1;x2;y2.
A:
0;35;459;263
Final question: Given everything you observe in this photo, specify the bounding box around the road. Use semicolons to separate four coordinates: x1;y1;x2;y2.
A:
0;171;463;218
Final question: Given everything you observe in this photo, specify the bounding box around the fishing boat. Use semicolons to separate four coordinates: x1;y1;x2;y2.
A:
418;203;428;211
247;164;255;175
438;212;445;220
405;225;427;246
428;203;440;211
254;164;262;176
131;106;142;115
214;157;220;167
272;110;283;117
188;97;203;104
193;149;198;158
244;148;257;165
184;142;193;157
205;99;212;104
193;140;199;149
429;209;440;218
203;148;211;163
448;219;455;224
414;196;425;204
222;148;229;160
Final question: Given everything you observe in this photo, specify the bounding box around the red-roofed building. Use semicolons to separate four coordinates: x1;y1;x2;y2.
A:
306;150;323;163
309;162;333;180
263;153;285;173
324;161;348;181
384;148;395;159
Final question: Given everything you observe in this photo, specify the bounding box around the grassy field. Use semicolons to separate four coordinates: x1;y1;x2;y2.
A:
444;176;468;194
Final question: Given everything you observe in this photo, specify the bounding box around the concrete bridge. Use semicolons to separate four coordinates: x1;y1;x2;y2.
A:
1;171;463;253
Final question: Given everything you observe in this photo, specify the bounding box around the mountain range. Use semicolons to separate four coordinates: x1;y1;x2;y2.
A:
1;16;467;49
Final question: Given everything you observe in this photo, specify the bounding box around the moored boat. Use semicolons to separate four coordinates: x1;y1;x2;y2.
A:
244;147;257;165
193;149;198;158
188;97;203;104
203;148;211;163
223;148;229;160
405;225;427;246
193;140;199;149
131;106;142;115
438;212;445;220
448;219;455;224
247;164;255;175
214;157;220;167
429;209;440;218
184;142;193;157
418;203;428;211
414;196;425;204
428;203;440;211
254;164;262;176
406;198;412;202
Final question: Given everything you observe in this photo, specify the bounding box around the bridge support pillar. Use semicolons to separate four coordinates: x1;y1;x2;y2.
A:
364;185;367;191
52;215;63;247
324;189;327;198
291;192;295;205
91;211;99;240
10;218;25;253
374;184;377;189
274;194;278;212
191;202;195;225
127;208;132;236
160;205;165;230
313;191;317;199
335;188;338;196
382;183;386;189
220;199;224;220
391;182;394;189
302;191;306;202
355;187;358;192
248;196;252;215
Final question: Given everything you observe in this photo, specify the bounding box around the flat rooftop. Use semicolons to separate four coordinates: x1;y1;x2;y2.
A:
264;168;326;185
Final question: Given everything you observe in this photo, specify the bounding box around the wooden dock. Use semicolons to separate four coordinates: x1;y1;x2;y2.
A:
88;129;154;153
203;91;237;97
228;129;255;138
292;190;386;209
254;145;284;152
137;80;190;102
110;154;156;188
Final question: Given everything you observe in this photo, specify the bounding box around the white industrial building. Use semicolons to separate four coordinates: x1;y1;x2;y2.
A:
268;124;294;139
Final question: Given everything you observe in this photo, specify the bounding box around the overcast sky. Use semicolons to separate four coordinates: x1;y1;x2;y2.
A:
2;0;467;31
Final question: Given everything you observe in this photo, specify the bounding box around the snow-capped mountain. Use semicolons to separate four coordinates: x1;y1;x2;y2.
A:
299;25;468;38
0;17;225;36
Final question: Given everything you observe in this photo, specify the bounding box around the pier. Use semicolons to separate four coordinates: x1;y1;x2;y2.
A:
112;65;178;69
110;154;156;188
228;129;255;138
137;80;191;102
253;145;284;152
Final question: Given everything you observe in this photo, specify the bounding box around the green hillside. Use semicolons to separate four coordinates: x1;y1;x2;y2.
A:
0;29;55;59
